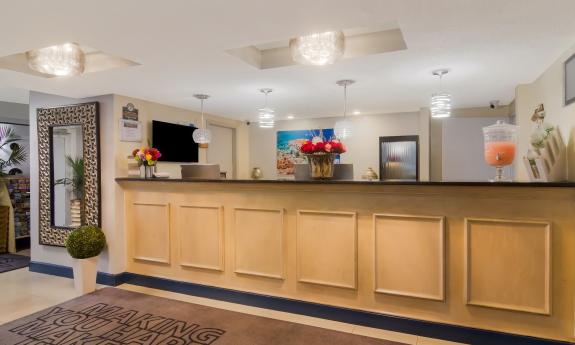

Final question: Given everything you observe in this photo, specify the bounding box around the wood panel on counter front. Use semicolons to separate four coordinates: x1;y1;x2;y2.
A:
120;181;575;342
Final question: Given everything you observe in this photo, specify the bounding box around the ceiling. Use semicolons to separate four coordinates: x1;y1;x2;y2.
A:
1;0;575;120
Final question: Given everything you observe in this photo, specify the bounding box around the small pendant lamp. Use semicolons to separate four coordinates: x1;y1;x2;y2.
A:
192;94;212;147
333;79;355;140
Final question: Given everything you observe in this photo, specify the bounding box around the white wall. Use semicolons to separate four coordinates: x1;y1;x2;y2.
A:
0;100;29;124
515;40;575;181
442;116;510;181
249;112;421;180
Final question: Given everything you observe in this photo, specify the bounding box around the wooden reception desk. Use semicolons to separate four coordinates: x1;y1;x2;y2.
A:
116;178;575;342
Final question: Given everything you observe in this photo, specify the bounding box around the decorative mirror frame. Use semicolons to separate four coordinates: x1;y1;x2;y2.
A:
38;102;101;246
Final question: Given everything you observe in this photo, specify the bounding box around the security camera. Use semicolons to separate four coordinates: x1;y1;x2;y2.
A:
489;100;500;109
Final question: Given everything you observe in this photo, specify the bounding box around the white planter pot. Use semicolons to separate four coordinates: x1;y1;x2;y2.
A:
72;256;98;295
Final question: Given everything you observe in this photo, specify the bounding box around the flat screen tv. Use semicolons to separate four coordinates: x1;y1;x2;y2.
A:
152;120;199;162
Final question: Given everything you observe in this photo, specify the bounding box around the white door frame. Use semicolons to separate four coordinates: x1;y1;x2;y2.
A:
206;121;237;179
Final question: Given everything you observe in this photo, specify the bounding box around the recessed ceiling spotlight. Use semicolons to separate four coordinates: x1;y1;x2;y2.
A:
26;42;85;77
353;111;361;115
287;114;295;120
289;31;345;66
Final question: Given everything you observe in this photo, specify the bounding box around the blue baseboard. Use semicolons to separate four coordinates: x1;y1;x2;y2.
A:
29;261;125;286
29;261;571;345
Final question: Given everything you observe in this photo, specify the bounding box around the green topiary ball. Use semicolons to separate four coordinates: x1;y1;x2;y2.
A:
65;225;106;259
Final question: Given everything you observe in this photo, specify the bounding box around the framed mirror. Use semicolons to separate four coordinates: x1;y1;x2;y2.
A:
38;102;100;247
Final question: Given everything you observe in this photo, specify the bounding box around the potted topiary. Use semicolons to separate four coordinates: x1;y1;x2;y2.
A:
65;225;106;295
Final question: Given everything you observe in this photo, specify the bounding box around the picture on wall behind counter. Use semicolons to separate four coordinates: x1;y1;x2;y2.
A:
276;128;336;178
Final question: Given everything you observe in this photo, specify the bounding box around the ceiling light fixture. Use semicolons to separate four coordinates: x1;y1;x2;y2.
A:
353;110;361;115
287;114;295;120
258;88;275;128
26;42;85;77
289;31;345;66
430;69;452;118
334;79;355;140
192;94;212;147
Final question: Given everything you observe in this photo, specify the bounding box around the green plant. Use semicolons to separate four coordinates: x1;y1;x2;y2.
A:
54;156;84;199
65;225;106;259
0;126;27;176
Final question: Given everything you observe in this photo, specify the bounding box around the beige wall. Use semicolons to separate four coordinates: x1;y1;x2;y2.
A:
515;41;575;181
249;111;426;180
30;92;249;274
113;95;250;179
429;106;512;181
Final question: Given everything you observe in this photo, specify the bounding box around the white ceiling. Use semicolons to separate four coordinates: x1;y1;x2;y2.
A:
1;0;575;120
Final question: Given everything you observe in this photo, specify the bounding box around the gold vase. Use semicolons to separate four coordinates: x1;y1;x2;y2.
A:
306;153;335;179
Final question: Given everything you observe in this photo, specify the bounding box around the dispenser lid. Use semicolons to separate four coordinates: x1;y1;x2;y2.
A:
482;120;518;134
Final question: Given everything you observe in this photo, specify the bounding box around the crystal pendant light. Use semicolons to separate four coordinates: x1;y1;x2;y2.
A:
334;80;355;140
289;31;345;66
258;89;275;128
192;94;212;147
26;43;85;77
430;69;452;118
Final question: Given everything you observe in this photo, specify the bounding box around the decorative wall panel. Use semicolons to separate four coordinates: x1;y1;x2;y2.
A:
178;205;223;271
465;218;551;314
374;214;445;300
297;210;357;289
234;208;284;279
132;202;170;264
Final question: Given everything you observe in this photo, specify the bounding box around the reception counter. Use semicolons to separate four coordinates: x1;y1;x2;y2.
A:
116;178;575;342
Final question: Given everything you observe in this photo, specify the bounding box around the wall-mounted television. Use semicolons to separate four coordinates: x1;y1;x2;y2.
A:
152;120;199;162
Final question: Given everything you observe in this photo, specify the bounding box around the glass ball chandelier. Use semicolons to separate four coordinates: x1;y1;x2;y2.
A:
289;31;345;66
26;43;85;77
258;88;275;128
430;69;452;118
334;79;355;140
192;94;212;146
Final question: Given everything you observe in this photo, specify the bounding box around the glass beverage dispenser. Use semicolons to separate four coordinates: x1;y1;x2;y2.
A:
482;120;519;182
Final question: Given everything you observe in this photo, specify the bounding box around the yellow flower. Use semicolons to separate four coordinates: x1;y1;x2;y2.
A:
145;153;152;161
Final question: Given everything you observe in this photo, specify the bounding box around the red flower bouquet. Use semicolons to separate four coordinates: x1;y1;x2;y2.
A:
299;139;347;155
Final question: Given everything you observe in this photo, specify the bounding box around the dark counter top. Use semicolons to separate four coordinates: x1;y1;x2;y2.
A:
115;177;575;188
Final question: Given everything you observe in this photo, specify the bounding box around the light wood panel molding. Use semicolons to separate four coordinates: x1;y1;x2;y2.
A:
374;214;445;301
132;202;171;264
297;210;357;289
464;218;551;315
233;208;285;279
177;204;224;271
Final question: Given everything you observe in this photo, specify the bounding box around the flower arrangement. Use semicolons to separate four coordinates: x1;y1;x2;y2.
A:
299;138;347;155
132;147;162;166
299;137;346;179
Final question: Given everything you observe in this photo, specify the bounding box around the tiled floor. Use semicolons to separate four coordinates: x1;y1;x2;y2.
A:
0;268;466;345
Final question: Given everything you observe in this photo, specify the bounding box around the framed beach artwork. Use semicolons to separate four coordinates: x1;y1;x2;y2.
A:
276;128;336;178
